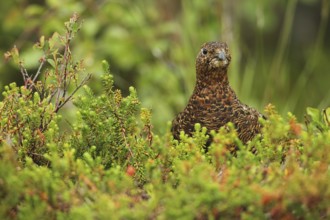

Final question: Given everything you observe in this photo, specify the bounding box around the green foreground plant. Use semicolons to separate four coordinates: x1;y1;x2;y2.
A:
1;15;330;220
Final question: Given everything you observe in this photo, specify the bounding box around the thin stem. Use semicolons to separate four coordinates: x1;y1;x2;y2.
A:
54;74;91;113
31;57;46;84
19;62;30;87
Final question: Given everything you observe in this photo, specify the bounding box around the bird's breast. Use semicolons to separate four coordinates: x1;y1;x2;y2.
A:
190;92;233;129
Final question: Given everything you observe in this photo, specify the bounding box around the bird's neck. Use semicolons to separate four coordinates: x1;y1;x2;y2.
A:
195;68;230;91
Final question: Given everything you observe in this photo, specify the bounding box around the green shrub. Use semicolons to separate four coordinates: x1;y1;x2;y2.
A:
1;14;330;220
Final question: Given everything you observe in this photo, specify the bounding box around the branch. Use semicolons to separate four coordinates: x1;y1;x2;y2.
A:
30;56;47;89
60;30;72;103
54;73;91;113
19;62;30;87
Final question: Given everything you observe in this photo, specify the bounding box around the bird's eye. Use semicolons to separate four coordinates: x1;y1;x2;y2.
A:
202;48;208;55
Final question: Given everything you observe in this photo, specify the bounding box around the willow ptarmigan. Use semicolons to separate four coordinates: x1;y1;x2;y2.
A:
171;41;265;145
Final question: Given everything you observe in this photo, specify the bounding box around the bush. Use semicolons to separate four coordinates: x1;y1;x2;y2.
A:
1;14;330;220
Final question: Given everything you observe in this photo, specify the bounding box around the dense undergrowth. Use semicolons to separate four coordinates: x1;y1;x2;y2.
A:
1;15;330;220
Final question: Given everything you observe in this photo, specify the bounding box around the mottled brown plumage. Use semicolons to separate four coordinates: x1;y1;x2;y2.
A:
172;41;264;145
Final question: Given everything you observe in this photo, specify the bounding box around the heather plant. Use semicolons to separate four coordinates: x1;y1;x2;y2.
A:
1;14;90;165
1;15;330;220
71;69;154;183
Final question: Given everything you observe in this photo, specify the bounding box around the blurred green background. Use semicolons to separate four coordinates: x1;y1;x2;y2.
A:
0;0;329;133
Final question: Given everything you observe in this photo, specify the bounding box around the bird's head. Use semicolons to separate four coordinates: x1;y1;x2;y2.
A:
196;42;231;80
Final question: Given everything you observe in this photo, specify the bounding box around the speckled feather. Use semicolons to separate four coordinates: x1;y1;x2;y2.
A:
171;42;264;144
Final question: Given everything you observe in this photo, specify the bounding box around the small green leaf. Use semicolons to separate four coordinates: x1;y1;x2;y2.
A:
101;60;110;74
48;32;59;50
11;46;20;64
306;107;321;123
323;107;330;127
47;59;56;68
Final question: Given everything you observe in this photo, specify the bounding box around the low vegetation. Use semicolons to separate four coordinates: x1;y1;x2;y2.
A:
1;15;329;220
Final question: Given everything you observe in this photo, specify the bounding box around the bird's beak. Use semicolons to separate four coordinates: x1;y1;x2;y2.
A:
218;51;226;61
